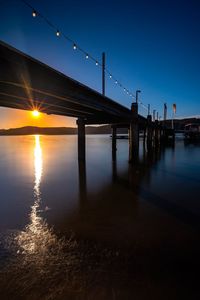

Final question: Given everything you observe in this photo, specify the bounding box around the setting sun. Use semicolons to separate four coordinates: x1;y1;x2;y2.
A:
32;110;40;118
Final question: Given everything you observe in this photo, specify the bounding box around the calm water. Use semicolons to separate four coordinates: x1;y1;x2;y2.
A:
0;134;200;299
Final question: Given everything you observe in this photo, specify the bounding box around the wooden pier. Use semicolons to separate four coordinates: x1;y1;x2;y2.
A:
0;40;174;163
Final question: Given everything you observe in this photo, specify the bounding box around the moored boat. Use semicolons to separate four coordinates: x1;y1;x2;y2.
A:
184;123;200;139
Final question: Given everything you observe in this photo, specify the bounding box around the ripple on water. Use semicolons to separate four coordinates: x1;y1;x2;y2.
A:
0;226;134;300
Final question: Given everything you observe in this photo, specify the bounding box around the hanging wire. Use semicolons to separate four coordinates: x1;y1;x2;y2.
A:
19;0;152;109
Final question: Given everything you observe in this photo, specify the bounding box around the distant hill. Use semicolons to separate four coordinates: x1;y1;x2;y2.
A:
0;126;76;135
1;118;199;135
162;118;200;130
0;125;128;135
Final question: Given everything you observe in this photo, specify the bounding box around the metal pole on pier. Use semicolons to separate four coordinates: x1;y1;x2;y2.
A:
153;110;156;122
148;104;150;116
102;52;105;96
164;103;167;124
172;104;176;130
136;90;141;104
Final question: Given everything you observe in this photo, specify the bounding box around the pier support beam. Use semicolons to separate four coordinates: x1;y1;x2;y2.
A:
154;120;159;145
129;103;139;163
112;126;117;161
77;118;86;161
143;127;146;144
78;160;87;205
147;115;152;148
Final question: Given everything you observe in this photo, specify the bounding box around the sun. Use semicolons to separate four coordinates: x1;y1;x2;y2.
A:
32;110;40;117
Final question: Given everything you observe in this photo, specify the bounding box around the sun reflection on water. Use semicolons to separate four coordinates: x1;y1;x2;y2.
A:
16;135;58;256
2;135;82;298
0;135;139;299
34;134;42;199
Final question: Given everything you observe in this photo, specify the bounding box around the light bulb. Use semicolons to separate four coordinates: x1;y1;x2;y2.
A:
32;10;37;17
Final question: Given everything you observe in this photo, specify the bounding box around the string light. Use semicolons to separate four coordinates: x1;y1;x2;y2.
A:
20;0;151;111
32;10;36;17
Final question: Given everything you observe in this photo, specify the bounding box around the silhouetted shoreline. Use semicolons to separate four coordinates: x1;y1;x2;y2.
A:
0;125;129;136
1;118;199;136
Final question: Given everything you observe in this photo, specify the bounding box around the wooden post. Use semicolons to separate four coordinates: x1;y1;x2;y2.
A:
143;126;147;155
77;118;85;161
129;102;139;163
143;127;146;143
154;120;159;146
158;123;162;143
112;126;117;161
147;114;152;148
112;157;117;182
78;160;87;204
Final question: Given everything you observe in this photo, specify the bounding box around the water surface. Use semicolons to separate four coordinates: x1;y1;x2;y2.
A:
0;135;199;299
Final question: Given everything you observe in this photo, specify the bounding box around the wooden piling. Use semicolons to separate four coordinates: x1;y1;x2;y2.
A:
77;118;85;161
78;160;87;203
143;127;146;144
129;103;139;163
154;120;159;145
112;126;117;161
147;115;152;148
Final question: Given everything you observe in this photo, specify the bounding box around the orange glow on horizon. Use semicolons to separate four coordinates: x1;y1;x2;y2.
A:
0;107;76;129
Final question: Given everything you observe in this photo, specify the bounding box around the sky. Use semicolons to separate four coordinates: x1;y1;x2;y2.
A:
0;0;200;128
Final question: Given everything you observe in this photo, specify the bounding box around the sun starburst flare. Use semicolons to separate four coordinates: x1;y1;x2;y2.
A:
32;110;40;117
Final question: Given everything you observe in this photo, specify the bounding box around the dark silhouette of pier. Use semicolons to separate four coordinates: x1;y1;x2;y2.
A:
0;40;174;161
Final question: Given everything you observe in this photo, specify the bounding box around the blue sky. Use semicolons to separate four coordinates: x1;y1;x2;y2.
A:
0;0;200;127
